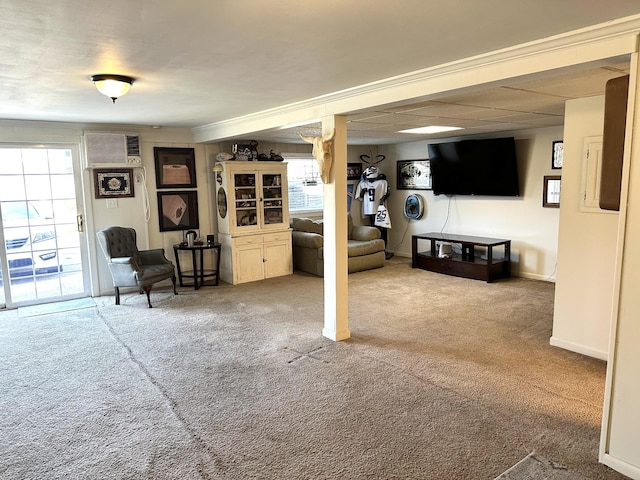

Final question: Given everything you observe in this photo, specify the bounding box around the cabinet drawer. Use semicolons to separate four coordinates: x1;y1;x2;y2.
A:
234;235;264;246
263;231;291;243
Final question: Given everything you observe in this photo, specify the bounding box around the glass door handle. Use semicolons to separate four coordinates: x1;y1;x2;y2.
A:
77;214;84;232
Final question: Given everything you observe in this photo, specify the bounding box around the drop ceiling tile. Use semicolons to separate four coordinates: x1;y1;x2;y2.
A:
480;111;556;123
401;103;495;119
349;113;427;125
528;102;565;116
465;123;536;132
441;87;563;109
348;121;399;132
379;101;440;113
347;111;390;122
507;66;629;98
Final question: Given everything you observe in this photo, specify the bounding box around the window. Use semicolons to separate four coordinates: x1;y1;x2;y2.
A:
285;154;323;214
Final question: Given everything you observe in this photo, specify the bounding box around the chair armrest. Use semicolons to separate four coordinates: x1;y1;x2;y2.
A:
139;248;171;265
351;226;381;241
292;231;324;249
111;257;142;272
108;257;142;282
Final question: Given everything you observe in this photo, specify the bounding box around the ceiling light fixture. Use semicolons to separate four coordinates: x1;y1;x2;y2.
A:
90;74;135;103
399;126;464;135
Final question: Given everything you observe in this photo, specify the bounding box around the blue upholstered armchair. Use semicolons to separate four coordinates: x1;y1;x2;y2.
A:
96;226;177;308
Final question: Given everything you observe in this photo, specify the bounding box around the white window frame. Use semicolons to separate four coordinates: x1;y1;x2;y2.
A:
283;153;323;216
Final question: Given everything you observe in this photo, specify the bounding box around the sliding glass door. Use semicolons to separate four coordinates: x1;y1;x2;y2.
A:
0;146;88;308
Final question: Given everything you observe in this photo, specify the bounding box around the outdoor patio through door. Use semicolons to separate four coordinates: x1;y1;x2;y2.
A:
0;146;87;308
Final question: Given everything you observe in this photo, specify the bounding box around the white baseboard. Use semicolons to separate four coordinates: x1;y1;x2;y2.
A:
549;336;608;361
600;453;640;480
518;271;556;282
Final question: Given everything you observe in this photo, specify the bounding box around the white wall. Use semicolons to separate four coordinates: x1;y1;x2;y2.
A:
551;96;619;360
377;126;563;281
0;120;220;296
89;128;217;295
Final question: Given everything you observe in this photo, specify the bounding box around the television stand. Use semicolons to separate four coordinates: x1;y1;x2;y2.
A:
412;232;511;282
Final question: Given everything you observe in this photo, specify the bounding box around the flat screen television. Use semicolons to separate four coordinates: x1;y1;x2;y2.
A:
428;137;520;196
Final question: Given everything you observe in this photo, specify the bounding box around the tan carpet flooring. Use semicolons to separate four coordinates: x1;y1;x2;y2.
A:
0;257;627;479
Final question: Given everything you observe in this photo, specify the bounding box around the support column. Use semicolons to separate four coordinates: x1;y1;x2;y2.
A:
321;115;350;341
600;49;640;478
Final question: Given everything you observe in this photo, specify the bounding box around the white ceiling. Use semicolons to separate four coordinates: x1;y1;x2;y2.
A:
2;1;640;144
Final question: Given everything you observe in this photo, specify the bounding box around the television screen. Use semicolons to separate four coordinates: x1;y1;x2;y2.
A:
428;137;520;196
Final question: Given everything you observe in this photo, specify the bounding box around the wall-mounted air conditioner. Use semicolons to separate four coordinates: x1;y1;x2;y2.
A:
83;132;142;169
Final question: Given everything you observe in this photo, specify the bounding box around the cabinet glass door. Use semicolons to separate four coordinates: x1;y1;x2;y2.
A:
234;173;258;228
261;173;284;226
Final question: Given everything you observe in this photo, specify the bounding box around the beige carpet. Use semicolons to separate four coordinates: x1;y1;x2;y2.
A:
495;453;586;479
0;257;628;479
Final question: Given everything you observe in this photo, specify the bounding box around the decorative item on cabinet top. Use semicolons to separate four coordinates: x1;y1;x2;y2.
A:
232;140;259;161
215;145;284;163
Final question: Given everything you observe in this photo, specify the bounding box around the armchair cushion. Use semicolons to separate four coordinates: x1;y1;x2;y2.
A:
291;217;324;235
351;225;381;242
291;230;323;250
347;239;384;258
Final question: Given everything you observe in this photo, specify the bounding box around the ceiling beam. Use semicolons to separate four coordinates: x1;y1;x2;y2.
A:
193;15;640;144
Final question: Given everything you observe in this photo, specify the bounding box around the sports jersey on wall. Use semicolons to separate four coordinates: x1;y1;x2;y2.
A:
355;178;389;216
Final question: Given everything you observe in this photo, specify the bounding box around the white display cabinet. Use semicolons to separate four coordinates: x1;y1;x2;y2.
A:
215;161;292;284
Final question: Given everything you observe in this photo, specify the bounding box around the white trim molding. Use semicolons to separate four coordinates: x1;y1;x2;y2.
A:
193;15;640;143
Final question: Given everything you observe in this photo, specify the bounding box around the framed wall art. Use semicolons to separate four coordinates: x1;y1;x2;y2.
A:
543;175;561;208
552;140;564;169
397;159;432;190
94;169;134;199
347;163;362;180
154;147;197;188
157;191;200;232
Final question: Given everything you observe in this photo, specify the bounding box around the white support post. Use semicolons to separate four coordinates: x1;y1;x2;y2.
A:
600;49;640;479
321;115;350;341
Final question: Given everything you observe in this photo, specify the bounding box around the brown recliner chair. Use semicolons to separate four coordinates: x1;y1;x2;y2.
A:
96;226;177;308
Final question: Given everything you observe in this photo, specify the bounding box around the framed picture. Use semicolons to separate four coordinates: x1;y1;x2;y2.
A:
158;191;200;232
94;169;134;199
552;140;563;169
347;163;362;180
397;159;432;190
154;147;197;188
543;175;561;208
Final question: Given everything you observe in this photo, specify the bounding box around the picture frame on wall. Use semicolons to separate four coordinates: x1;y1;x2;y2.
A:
94;169;134;199
157;191;200;231
552;140;563;169
154;147;197;188
397;159;432;190
543;175;561;208
347;163;362;180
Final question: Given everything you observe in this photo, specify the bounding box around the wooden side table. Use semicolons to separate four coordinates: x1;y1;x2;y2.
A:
173;243;222;289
